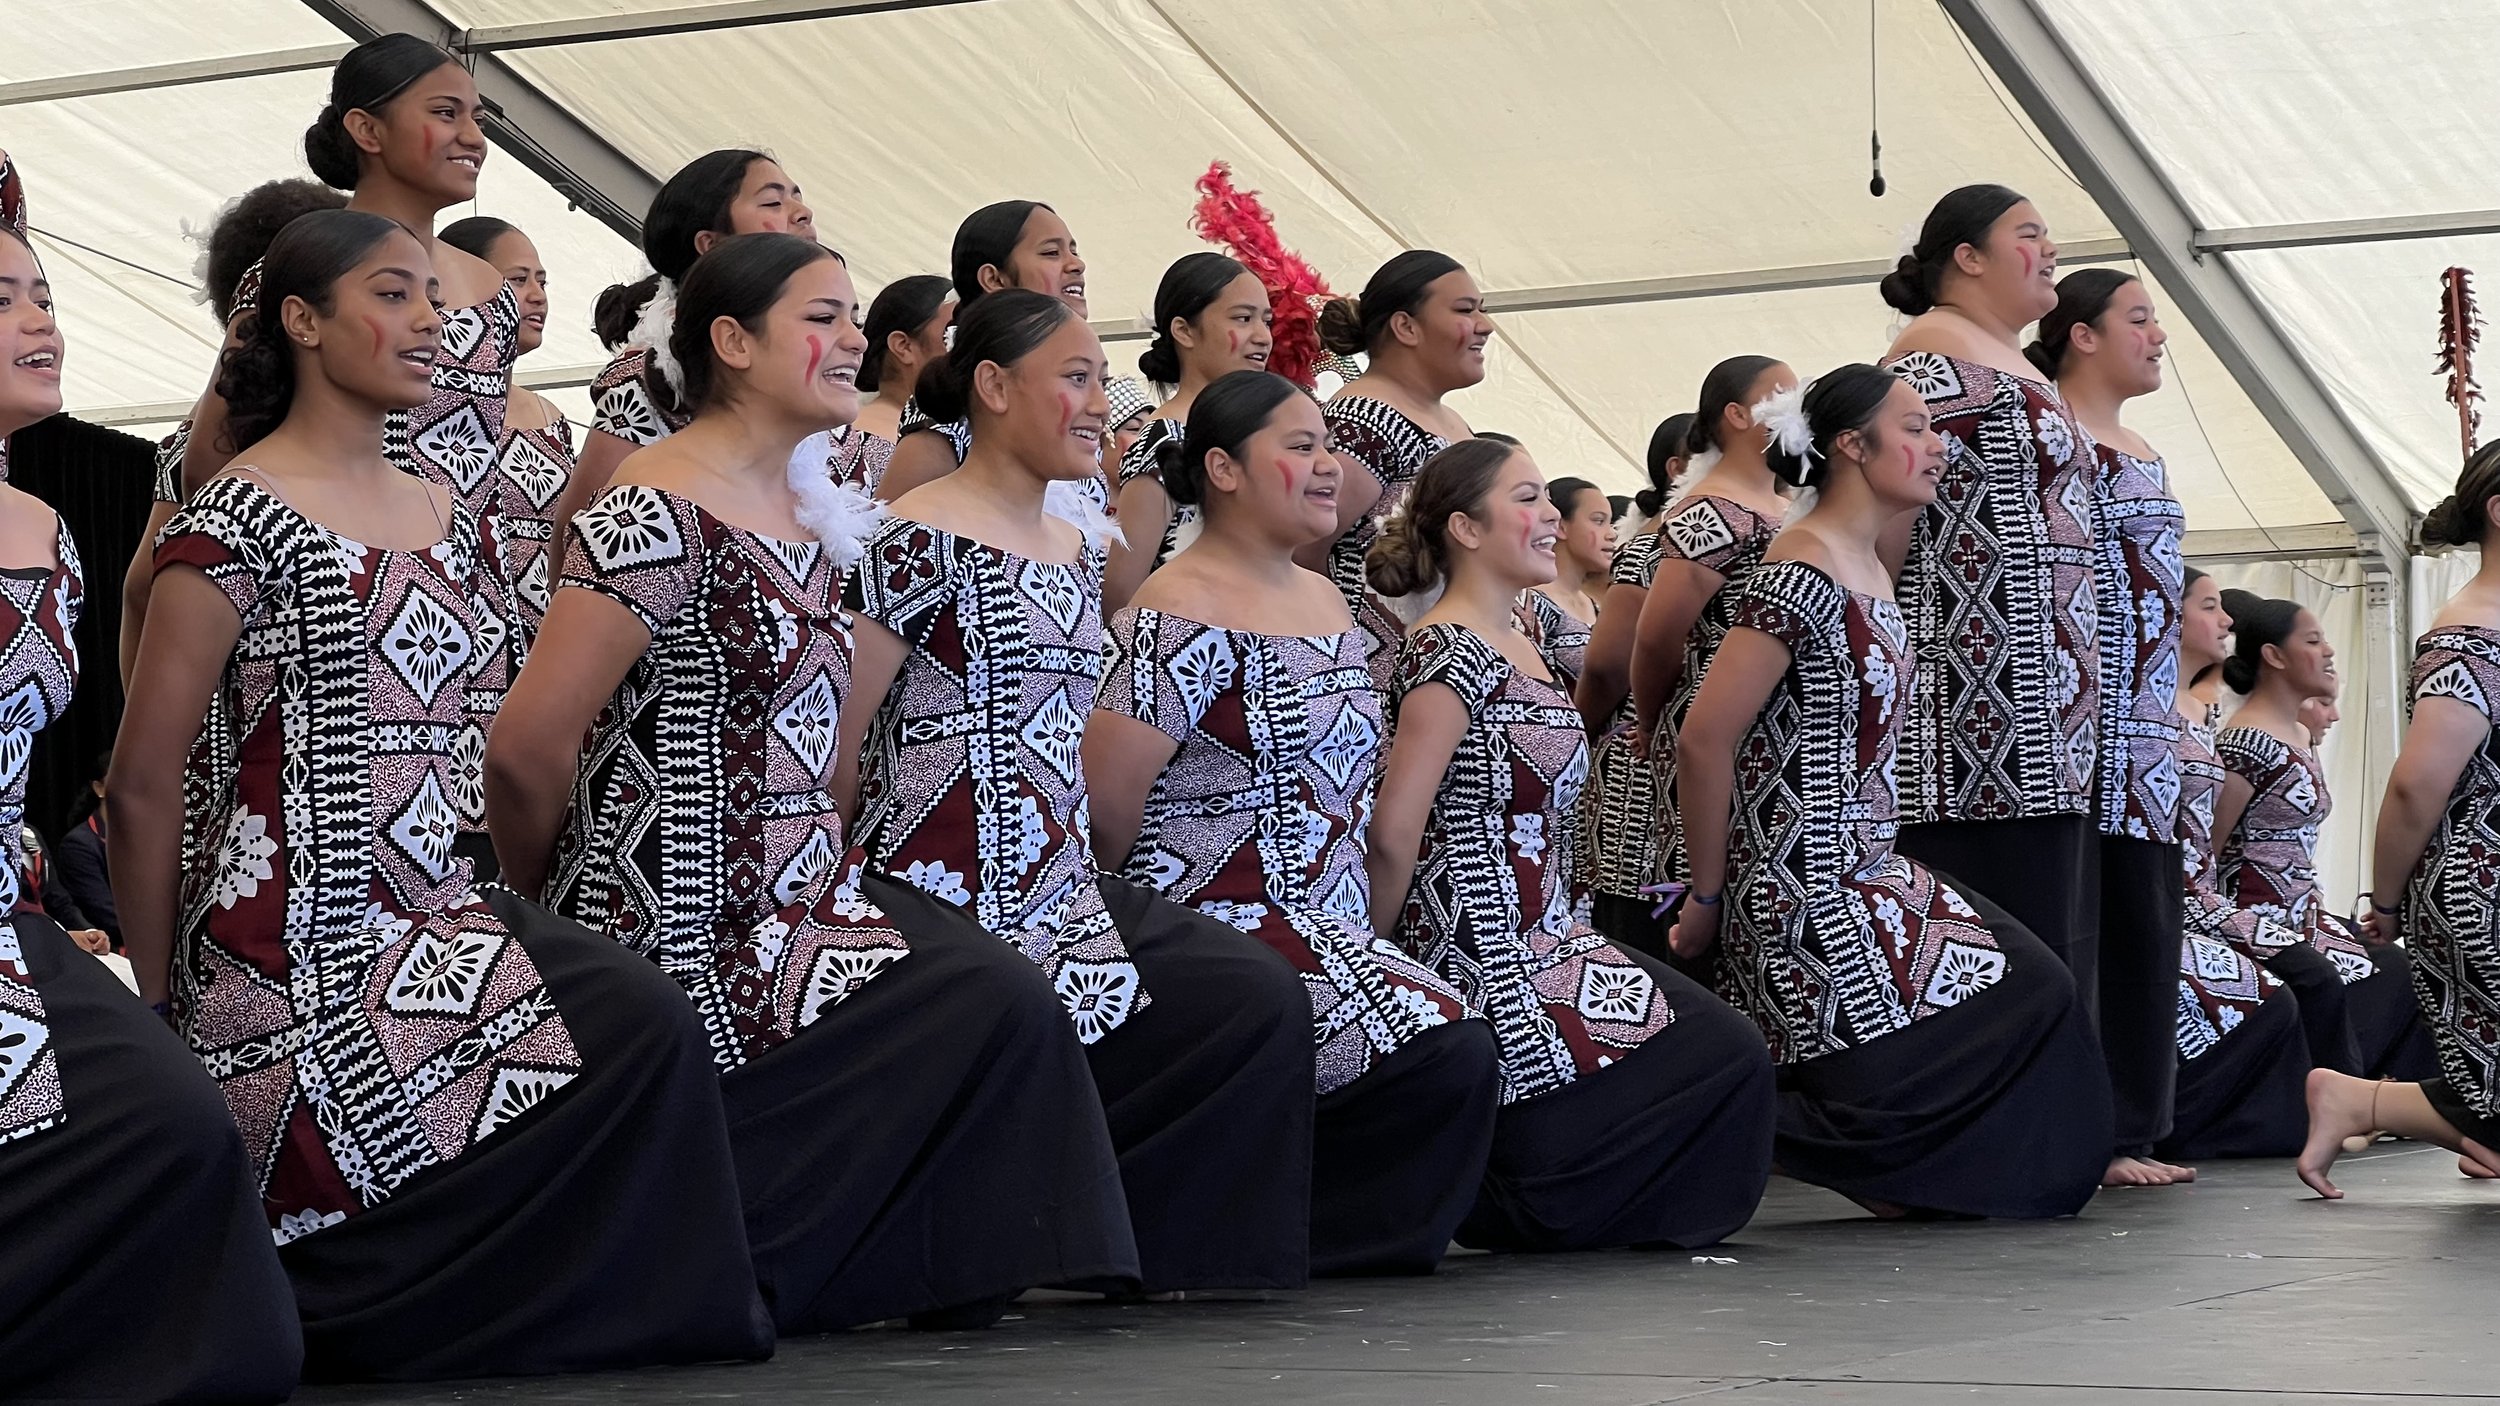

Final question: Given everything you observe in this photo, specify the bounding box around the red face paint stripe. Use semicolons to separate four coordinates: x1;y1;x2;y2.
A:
804;333;825;384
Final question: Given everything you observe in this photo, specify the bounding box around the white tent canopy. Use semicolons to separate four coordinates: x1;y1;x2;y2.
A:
5;0;2498;898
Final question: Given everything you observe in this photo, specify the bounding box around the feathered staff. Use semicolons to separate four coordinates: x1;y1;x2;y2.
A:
2439;266;2482;463
1189;162;1357;390
0;150;24;244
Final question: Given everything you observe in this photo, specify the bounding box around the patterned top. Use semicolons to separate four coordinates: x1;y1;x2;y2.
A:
1716;560;2011;1064
158;475;581;1242
1515;590;1591;691
485;413;577;651
0;519;81;1147
2215;725;2377;982
2176;927;2279;1065
833;427;896;497
2177;711;2308;960
1324;398;1449;690
2403;626;2500;1113
589;346;689;449
153;419;191;504
547;486;908;1070
1388;623;1675;1103
1099;610;1464;1093
1114;419;1194;575
844;519;1146;1043
2090;443;2186;840
1647;493;1783;885
1579;530;1662;901
1882;352;2098;824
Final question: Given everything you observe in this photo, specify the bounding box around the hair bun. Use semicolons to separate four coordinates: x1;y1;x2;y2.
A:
2021;339;2061;381
1363;508;1438;598
1877;253;1932;316
2420;492;2479;550
301;108;360;191
1316;295;1366;357
1135;331;1182;386
2220;654;2259;695
1632;486;1666;517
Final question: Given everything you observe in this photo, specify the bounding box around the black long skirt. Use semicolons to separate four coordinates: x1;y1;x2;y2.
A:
1310;1016;1499;1276
283;891;774;1381
1459;954;1775;1252
730;873;1139;1333
2159;987;2309;1161
2267;940;2439;1081
2098;836;2184;1155
1094;876;1316;1291
1589;889;1668;961
1775;885;2112;1219
0;915;302;1405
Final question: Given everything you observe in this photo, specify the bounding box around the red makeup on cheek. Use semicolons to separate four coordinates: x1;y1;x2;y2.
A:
1226;328;1243;357
1057;390;1079;437
804;334;825;383
1901;443;1917;477
364;315;387;358
2019;247;2035;279
1269;454;1297;492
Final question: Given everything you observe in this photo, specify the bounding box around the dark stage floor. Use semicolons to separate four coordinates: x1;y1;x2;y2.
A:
299;1141;2499;1404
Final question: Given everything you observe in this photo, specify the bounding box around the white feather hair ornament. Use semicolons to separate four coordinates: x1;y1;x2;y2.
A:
628;275;687;397
784;431;885;573
1753;382;1816;464
1043;476;1128;553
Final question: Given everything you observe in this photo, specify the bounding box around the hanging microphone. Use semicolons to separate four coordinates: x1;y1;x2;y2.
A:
1870;129;1886;197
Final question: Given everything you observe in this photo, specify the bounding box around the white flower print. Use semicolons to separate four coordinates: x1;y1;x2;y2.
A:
2034;404;2076;465
272;1207;345;1245
212;807;279;909
1860;642;1898;724
1510;812;1547;864
1054;960;1142;1045
768;598;800;666
1389;985;1449;1029
1870;891;1908;957
828;862;877;921
354;902;414;949
1009;796;1050;877
1135;848;1186;889
901;860;971;907
1922;942;2007;1008
747;916;792;975
2217;1004;2244;1034
1200;900;1270;932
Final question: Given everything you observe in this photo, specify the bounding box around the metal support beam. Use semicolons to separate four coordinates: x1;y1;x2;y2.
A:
1484;241;2134;316
1940;0;2417;591
460;0;995;52
2179;522;2357;562
297;0;662;242
0;46;351;107
2193;210;2500;255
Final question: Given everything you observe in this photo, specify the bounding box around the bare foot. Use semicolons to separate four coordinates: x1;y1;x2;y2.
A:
2143;1157;2197;1183
2459;1155;2498;1179
2103;1155;2173;1187
2342;1134;2377;1153
2299;1068;2379;1199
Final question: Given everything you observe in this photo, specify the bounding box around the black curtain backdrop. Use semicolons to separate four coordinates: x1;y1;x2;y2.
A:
5;413;152;838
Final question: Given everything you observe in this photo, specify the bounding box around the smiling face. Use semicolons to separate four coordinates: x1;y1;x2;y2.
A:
716;159;814;246
1958;199;2060;324
2265;609;2337;699
1846;380;1948;513
352;63;487;205
483;228;549;355
1000;206;1087;318
722;254;866;430
285;226;442;414
1556;483;1616;576
2076;278;2167;397
975;314;1109;482
1397;268;1493;391
1450;447;1560;590
1178;272;1274;380
2178;574;2232;675
1204;393;1339;548
0;233;62;437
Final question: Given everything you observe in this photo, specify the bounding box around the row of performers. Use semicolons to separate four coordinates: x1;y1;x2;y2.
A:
7;32;2499;1403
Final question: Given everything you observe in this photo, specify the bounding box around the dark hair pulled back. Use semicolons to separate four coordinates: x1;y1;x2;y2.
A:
215;208;409;454
1688;354;1783;454
303;34;459;191
437;214;518;264
203;179;347;326
2024;268;2138;379
663;232;836;416
1638;412;1696;515
1157;369;1301;509
858;273;951;394
911;287;1078;427
1762;363;1901;491
1318;249;1464;357
593;149;769;349
1547;476;1602;520
2219;589;2303;694
2421;440;2500;551
1880;183;2027;316
1138;252;1249;385
950;200;1048;307
1365;437;1517;597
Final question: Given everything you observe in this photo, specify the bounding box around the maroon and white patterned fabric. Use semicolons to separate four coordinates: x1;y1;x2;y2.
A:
832;427;896;497
2091;443;2186;840
1388;623;1675;1103
2215;724;2377;983
588;346;688;449
1716;559;2012;1064
844;518;1146;1043
1323;397;1448;691
1881;352;2098;824
486;413;577;650
0;519;81;1146
1113;418;1194;574
1514;589;1591;692
2177;710;2307;961
157;475;580;1241
1099;609;1465;1093
1577;529;1662;903
2402;626;2500;1118
1646;493;1782;886
548;486;908;1069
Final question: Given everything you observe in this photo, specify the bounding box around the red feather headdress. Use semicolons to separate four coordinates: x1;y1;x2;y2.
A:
2439;266;2483;463
0;150;23;244
1189;162;1356;390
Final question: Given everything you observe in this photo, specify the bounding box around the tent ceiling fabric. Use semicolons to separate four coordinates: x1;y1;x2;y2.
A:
5;0;2484;548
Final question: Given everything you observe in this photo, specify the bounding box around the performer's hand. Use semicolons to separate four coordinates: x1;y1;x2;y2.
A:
1669;902;1720;959
2358;908;2396;947
1624;725;1649;762
68;928;109;955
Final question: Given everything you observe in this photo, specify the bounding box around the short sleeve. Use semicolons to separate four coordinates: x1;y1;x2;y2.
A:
558;484;707;637
589;349;672;448
2215;727;2292;790
2410;630;2500;726
152;420;190;505
1728;558;1844;655
154;475;288;628
1118;419;1181;489
1391;623;1505;720
1098;609;1225;744
1322;401;1395;493
229;261;263;322
842;517;960;652
1658;495;1776;575
1608;530;1660;588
